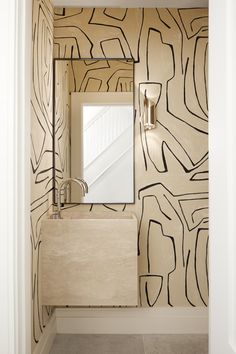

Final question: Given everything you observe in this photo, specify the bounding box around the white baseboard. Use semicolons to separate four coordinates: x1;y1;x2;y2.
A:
56;307;208;335
33;313;56;354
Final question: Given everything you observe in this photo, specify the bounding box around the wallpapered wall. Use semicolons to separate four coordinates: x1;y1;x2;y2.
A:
54;7;208;307
31;4;208;351
31;0;54;349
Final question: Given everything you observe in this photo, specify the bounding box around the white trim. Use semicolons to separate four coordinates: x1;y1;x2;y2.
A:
0;0;31;353
0;1;18;352
33;314;57;354
209;0;236;353
55;308;208;334
15;0;32;353
53;0;208;8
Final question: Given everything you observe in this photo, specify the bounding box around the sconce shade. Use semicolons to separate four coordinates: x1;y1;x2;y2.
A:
143;96;156;130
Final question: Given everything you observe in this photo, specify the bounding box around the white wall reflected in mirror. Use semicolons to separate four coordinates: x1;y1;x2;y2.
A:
71;92;134;203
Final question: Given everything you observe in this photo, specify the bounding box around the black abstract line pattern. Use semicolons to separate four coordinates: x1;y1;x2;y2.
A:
31;0;54;348
53;7;208;308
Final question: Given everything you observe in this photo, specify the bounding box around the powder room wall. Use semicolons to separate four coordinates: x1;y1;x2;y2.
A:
53;7;209;309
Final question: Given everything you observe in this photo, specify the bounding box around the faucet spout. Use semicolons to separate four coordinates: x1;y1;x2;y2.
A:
74;178;88;195
57;177;88;218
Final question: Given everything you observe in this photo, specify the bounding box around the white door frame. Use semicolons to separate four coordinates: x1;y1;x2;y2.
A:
209;0;236;353
0;0;236;353
0;0;31;353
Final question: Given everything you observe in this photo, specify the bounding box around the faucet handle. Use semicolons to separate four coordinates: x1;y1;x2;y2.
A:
57;178;88;218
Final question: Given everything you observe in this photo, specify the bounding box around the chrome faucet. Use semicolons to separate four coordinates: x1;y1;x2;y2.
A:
56;177;88;218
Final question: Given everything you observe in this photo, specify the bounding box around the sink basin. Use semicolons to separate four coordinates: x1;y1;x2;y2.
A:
40;211;138;307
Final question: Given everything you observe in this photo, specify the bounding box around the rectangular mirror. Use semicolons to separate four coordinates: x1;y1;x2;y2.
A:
53;59;134;204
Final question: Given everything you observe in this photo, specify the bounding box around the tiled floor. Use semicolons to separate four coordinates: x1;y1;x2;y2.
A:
49;334;208;354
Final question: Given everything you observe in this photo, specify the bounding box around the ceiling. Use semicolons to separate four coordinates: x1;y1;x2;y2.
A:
52;0;208;8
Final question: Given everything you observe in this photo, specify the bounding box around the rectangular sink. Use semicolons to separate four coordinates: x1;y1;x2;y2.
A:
40;211;138;307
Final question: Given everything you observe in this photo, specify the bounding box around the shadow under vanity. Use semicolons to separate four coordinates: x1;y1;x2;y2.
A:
40;58;138;307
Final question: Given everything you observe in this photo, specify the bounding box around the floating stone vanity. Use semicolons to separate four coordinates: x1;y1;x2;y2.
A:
40;211;138;307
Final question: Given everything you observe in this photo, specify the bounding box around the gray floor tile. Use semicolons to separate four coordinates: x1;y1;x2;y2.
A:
50;334;145;354
142;334;208;354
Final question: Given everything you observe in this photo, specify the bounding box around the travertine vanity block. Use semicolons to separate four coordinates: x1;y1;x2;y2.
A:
40;212;138;306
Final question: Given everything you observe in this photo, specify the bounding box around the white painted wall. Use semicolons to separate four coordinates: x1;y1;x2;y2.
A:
83;105;133;203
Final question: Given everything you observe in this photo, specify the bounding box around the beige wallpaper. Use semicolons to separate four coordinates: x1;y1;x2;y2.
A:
68;59;133;92
54;7;208;308
31;0;54;349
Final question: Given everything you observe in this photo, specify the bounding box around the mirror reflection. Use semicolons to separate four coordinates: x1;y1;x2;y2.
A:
54;59;134;204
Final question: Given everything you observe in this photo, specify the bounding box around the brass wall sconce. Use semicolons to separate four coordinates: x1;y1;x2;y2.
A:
143;95;156;130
